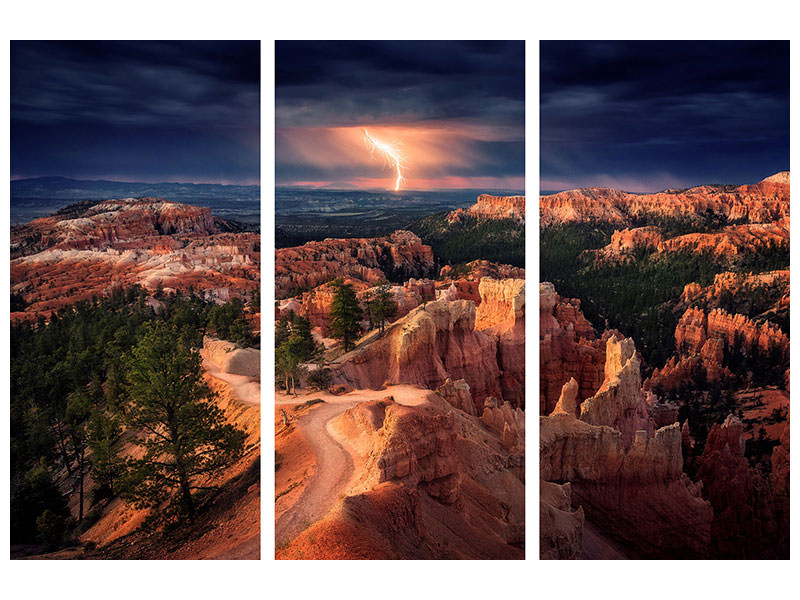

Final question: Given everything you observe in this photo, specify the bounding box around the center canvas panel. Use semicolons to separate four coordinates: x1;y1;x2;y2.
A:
274;40;526;560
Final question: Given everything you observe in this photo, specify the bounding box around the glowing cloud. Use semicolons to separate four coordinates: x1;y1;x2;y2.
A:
364;129;405;191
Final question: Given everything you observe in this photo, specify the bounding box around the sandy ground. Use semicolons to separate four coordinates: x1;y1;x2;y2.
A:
202;352;261;406
274;384;431;546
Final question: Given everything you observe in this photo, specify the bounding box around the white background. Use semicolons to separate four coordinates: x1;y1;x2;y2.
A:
1;1;798;598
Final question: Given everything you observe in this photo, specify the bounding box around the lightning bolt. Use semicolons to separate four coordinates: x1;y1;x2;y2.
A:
364;129;405;192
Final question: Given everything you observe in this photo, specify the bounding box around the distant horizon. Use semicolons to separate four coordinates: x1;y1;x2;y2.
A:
11;175;260;187
540;168;789;196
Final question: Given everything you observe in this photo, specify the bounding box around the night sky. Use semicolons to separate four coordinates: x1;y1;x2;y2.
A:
11;41;260;184
276;41;525;191
541;41;789;193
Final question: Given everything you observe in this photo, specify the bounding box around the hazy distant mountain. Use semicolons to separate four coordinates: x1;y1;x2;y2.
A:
11;176;259;201
10;177;260;225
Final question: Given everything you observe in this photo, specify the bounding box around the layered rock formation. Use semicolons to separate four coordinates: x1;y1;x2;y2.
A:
333;278;525;412
695;414;789;558
280;390;524;559
648;306;789;393
540;336;713;559
539;282;607;415
477;278;525;407
10;199;259;321
678;270;789;314
11;198;219;258
540;173;789;227
448;194;525;224
333;300;502;413
275;230;434;298
594;220;789;263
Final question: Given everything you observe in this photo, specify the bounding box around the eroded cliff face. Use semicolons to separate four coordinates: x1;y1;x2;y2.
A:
333;279;525;412
678;270;789;314
448;194;525;224
595;221;789;262
540;174;789;227
333;300;502;413
539;282;607;415
274;230;434;298
648;306;789;393
540;347;713;559
696;415;789;559
280;392;524;559
540;284;714;559
11;198;219;258
10;200;259;322
477;278;526;408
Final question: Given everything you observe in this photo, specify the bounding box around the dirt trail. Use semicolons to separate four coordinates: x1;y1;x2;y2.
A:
202;353;261;406
275;384;431;545
275;400;356;544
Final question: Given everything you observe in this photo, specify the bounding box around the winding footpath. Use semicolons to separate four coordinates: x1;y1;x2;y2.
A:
275;385;430;545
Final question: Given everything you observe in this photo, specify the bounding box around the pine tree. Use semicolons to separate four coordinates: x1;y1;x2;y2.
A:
275;314;319;394
366;282;398;336
121;321;246;523
329;280;363;351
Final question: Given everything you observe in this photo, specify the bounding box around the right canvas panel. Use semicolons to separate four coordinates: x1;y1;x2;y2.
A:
539;41;790;559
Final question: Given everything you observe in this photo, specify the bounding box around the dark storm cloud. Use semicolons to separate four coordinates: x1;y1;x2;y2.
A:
276;41;524;127
275;41;525;189
11;41;259;183
540;41;789;192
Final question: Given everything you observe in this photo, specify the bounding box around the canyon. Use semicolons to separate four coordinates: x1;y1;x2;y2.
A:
540;172;789;227
539;172;790;560
275;195;526;559
10;198;260;323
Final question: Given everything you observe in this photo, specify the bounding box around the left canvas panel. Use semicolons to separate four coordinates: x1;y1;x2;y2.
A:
10;41;261;559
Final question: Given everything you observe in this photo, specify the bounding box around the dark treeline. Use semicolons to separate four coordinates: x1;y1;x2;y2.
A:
410;213;525;269
10;286;257;550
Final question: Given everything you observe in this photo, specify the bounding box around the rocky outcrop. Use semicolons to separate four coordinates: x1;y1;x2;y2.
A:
579;336;653;446
203;337;260;378
696;414;789;558
678;270;789;315
475;277;524;330
11;197;219;258
481;396;525;453
337;398;461;504
439;259;525;283
540;307;713;558
333;300;503;412
10;201;259;321
275;230;434;298
448;195;525;224
595;226;663;261
649;306;790;394
540;174;789;227
436;378;476;416
477;278;525;408
540;282;606;415
540;481;584;560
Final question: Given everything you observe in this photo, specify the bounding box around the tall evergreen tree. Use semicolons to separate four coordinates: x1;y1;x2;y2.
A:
121;321;246;523
366;282;398;336
329;280;363;351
